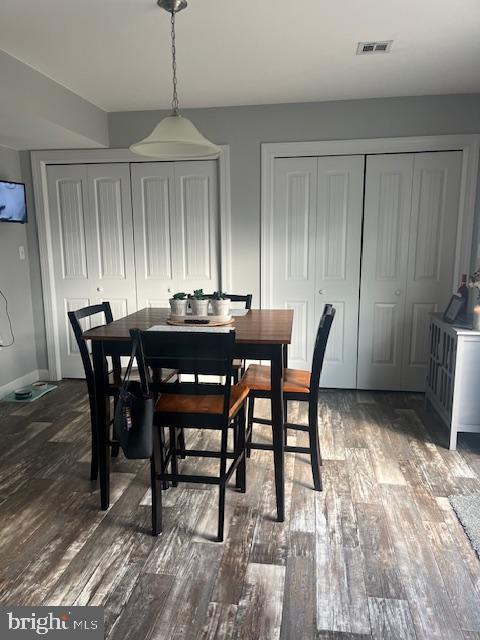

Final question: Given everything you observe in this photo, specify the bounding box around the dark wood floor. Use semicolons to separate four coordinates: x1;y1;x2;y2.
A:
1;381;480;639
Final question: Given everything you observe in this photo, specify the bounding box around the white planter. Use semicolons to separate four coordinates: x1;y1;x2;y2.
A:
189;298;210;316
210;299;231;317
169;298;188;316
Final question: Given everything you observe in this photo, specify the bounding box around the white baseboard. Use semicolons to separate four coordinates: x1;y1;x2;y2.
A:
0;369;50;398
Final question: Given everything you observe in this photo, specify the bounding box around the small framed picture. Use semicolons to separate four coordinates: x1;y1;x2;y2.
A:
443;294;465;324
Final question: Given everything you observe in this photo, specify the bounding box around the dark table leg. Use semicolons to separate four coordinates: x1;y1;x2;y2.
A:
92;340;110;510
270;345;285;522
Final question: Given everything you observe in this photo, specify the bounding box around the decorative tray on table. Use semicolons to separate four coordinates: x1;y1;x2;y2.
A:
167;314;234;327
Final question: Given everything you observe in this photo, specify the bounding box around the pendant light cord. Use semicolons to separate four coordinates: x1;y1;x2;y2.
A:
170;11;179;115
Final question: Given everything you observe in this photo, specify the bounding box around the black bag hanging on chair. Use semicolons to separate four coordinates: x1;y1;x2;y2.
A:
113;332;154;459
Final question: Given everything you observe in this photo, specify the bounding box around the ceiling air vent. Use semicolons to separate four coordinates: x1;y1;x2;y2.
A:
356;41;393;55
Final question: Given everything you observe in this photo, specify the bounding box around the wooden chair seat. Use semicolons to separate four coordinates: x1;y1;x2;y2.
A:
156;383;249;417
242;364;311;395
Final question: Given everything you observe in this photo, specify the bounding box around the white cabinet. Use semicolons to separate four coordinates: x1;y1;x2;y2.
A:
426;313;480;450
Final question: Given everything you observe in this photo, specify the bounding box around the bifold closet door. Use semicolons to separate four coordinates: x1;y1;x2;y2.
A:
47;163;137;378
272;155;364;387
357;151;462;391
131;160;219;308
402;151;462;389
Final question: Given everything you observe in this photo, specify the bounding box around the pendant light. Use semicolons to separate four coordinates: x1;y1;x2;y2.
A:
130;0;220;159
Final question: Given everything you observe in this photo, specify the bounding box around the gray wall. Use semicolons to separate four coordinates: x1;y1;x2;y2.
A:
110;94;480;306
15;94;480;379
0;50;109;150
0;145;39;387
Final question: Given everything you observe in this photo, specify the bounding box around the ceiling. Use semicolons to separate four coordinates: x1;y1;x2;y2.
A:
0;0;479;112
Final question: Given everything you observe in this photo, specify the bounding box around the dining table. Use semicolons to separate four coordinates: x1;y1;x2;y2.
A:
82;307;293;521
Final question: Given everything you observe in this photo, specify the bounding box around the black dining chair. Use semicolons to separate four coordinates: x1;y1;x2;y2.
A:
242;304;335;491
68;302;177;481
68;302;122;481
204;293;253;310
204;293;253;382
132;327;249;541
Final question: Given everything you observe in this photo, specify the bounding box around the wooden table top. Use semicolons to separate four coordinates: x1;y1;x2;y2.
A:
83;308;293;345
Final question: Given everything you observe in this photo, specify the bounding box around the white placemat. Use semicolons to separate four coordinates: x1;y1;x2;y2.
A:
147;325;233;333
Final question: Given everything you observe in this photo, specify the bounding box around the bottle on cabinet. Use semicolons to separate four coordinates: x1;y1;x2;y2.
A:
457;273;469;317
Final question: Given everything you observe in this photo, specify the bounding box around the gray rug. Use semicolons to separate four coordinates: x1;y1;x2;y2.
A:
449;494;480;559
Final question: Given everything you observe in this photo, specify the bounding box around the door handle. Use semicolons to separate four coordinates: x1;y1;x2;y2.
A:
319;289;326;295
97;287;104;292
395;289;401;296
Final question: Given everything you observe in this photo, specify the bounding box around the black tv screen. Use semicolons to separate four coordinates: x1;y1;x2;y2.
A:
0;180;27;223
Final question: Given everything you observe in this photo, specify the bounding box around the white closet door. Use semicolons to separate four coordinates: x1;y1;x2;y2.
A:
86;164;137;320
402;151;462;390
131;162;176;308
272;157;318;371
173;161;219;296
358;151;462;391
47;163;136;378
131;160;220;308
357;155;414;390
272;155;364;386
316;155;364;388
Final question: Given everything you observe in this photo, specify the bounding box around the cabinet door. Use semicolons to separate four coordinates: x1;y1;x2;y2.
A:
357;155;414;390
48;163;137;378
272;157;318;371
402;151;462;390
316;155;364;388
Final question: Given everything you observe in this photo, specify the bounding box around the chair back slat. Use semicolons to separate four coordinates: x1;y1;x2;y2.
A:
68;302;118;388
204;293;253;310
309;304;336;396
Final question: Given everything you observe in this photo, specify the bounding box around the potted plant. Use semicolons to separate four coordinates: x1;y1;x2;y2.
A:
210;291;231;317
169;292;188;316
189;289;209;316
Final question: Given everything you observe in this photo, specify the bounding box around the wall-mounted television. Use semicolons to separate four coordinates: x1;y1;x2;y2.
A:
0;180;27;223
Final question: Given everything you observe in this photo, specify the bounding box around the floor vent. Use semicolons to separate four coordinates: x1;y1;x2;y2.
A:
356;41;393;55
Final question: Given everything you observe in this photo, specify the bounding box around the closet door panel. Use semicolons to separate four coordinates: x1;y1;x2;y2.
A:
316;155;364;388
131;162;176;308
173;161;219;293
272;157;318;371
48;163;136;378
357;155;414;390
48;165;93;378
402;151;462;390
86;164;137;313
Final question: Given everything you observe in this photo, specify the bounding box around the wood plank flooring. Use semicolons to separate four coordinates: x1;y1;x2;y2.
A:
1;381;480;639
